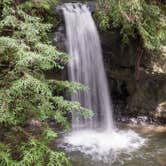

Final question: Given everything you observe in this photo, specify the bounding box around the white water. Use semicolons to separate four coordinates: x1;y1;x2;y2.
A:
60;3;146;160
61;129;146;162
62;3;114;131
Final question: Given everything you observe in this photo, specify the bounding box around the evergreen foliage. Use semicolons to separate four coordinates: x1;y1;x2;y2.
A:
0;0;91;165
95;0;166;50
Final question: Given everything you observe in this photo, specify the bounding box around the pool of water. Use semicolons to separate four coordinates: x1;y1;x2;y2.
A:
58;125;166;166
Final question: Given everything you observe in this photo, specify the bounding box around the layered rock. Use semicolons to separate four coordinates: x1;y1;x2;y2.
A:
101;30;166;124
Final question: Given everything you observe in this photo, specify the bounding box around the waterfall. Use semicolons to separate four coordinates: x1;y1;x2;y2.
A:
59;3;145;160
61;3;114;131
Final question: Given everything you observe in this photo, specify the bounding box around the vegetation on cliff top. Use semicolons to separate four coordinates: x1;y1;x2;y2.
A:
95;0;166;50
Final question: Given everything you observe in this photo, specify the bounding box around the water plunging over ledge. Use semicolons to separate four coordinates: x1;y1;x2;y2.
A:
62;3;114;131
58;3;146;161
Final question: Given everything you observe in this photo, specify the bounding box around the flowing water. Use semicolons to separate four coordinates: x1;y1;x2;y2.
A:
59;127;166;166
58;3;166;165
62;3;113;131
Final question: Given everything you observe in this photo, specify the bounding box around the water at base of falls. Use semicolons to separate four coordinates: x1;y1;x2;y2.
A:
59;3;146;161
59;129;146;162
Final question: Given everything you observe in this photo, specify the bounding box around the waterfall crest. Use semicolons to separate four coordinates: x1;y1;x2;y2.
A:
61;3;114;131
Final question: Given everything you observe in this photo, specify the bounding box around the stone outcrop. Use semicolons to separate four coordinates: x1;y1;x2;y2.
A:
101;30;166;124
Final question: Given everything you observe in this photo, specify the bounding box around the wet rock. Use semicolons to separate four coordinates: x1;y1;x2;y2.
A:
129;116;152;125
24;119;42;135
53;25;66;51
155;102;166;122
25;119;42;128
100;29;166;124
87;1;96;12
117;116;154;125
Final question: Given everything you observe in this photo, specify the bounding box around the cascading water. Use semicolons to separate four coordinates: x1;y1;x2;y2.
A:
59;3;146;162
62;3;113;131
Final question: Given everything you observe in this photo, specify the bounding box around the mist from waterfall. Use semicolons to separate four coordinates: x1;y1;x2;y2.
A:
62;3;114;131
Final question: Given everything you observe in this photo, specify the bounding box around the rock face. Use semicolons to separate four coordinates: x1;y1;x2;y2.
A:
53;6;166;124
101;30;166;124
